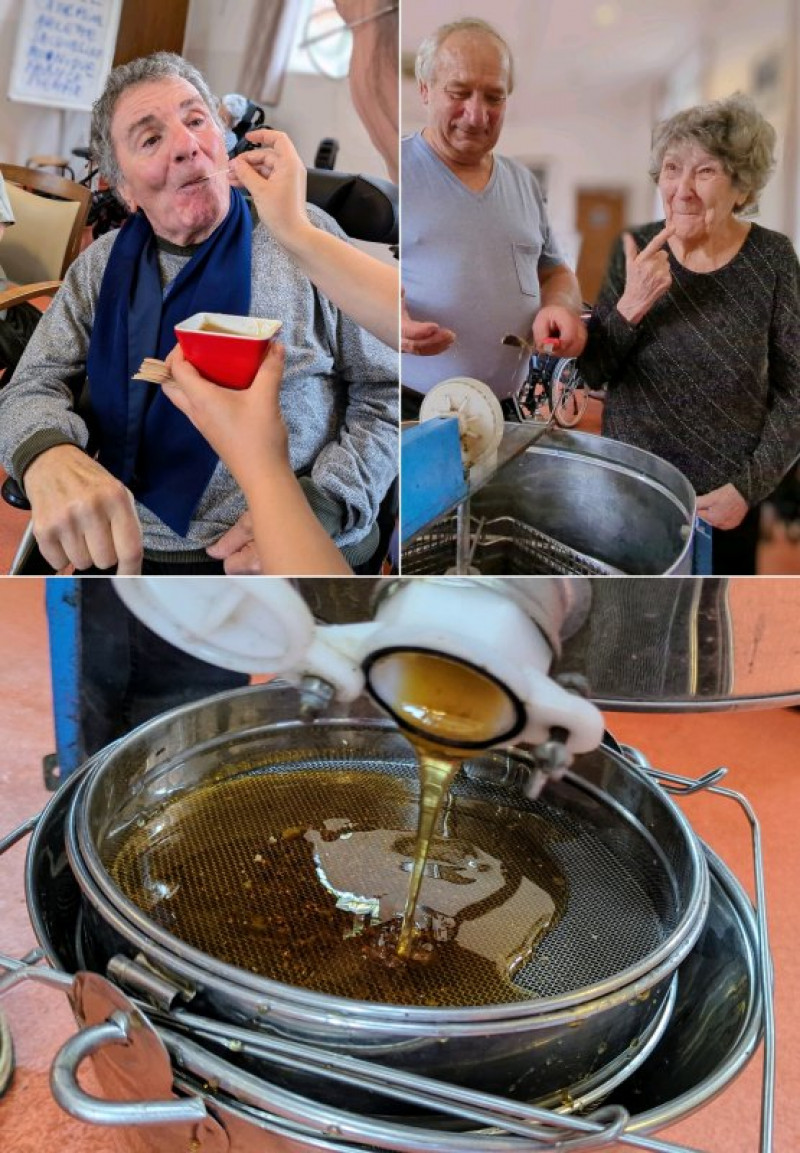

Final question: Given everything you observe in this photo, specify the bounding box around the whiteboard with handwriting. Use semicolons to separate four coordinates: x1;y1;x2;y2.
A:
9;0;122;111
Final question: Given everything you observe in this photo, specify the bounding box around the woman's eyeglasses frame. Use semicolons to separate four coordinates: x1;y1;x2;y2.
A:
298;2;398;53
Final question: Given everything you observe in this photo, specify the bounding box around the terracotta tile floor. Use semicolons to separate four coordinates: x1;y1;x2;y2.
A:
0;577;798;1152
0;471;26;575
0;580;112;1152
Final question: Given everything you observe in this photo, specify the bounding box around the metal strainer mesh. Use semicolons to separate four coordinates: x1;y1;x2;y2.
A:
101;745;677;1008
402;515;620;576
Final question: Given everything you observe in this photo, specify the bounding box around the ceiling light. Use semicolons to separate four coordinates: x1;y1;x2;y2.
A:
594;3;621;26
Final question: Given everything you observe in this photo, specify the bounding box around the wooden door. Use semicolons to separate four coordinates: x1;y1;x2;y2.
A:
113;0;190;65
575;189;626;305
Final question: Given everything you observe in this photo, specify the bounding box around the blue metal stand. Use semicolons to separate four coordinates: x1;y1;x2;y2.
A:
44;577;83;782
692;516;713;575
400;418;466;542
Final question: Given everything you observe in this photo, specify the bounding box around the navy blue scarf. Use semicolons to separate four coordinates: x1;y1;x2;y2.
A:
87;189;252;536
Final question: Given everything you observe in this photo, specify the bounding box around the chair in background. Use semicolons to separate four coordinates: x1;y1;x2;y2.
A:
25;154;76;180
0;163;92;572
307;168;398;246
0;162;91;302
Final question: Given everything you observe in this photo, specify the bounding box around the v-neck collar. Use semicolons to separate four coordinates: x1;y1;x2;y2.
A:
418;131;498;199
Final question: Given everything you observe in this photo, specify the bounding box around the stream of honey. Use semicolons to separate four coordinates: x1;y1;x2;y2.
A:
385;652;521;957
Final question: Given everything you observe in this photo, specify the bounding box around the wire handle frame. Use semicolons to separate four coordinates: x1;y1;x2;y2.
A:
0;954;706;1152
622;745;774;1153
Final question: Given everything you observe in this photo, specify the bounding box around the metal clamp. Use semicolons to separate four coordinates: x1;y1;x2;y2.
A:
647;766;729;796
106;954;187;1011
49;1010;231;1153
0;951;72;997
0;959;225;1144
51;1011;209;1126
619;744;729;794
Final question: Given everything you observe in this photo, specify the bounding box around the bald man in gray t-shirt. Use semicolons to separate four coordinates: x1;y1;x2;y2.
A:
402;131;566;400
400;19;586;407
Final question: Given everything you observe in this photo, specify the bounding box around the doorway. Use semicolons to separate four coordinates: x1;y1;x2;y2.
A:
575;189;626;305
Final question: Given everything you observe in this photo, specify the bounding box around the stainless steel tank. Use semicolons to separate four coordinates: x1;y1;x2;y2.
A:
402;429;695;576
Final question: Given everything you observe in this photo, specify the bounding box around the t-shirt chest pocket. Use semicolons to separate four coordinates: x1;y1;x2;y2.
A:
512;243;541;297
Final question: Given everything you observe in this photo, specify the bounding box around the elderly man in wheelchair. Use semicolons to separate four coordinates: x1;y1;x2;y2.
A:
0;51;398;577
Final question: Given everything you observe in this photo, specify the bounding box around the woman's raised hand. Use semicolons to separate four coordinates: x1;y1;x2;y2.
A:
616;225;675;325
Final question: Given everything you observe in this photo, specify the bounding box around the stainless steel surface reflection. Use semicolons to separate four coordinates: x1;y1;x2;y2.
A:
401;429;696;577
296;578;800;712
558;577;800;710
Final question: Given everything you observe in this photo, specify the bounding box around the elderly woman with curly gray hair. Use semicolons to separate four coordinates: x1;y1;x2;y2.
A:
579;93;800;574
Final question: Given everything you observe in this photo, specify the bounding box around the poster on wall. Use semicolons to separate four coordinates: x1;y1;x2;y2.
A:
8;0;122;112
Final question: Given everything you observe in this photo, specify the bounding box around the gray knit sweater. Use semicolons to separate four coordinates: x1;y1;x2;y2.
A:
0;207;398;564
579;221;800;504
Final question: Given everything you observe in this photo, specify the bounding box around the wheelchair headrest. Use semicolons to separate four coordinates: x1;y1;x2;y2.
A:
306;169;398;246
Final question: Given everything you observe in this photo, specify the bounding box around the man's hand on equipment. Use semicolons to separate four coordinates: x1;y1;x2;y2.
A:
532;306;587;358
23;445;143;574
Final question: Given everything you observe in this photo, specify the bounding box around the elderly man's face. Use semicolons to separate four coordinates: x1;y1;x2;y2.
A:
112;76;230;246
420;31;509;168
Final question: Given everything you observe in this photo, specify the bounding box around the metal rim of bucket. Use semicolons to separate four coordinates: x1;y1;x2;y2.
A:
64;687;709;1027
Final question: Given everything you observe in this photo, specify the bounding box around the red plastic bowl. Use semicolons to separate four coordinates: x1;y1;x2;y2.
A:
174;312;282;389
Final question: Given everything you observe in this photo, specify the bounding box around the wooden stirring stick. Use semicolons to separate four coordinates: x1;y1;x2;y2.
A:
192;167;232;184
132;357;173;384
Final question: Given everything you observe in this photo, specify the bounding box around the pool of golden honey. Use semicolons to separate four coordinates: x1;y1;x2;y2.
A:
382;650;517;747
106;766;568;1006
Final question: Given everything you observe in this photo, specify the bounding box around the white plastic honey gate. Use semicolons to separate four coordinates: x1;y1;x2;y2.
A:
113;576;605;761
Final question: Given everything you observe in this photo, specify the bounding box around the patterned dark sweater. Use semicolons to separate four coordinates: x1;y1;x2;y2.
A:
579;221;800;504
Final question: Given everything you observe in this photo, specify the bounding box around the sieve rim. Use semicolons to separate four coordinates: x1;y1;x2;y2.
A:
66;687;709;1026
158;851;758;1150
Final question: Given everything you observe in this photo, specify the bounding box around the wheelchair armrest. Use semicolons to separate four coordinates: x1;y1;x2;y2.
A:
0;282;62;310
1;475;30;511
306;170;398;246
